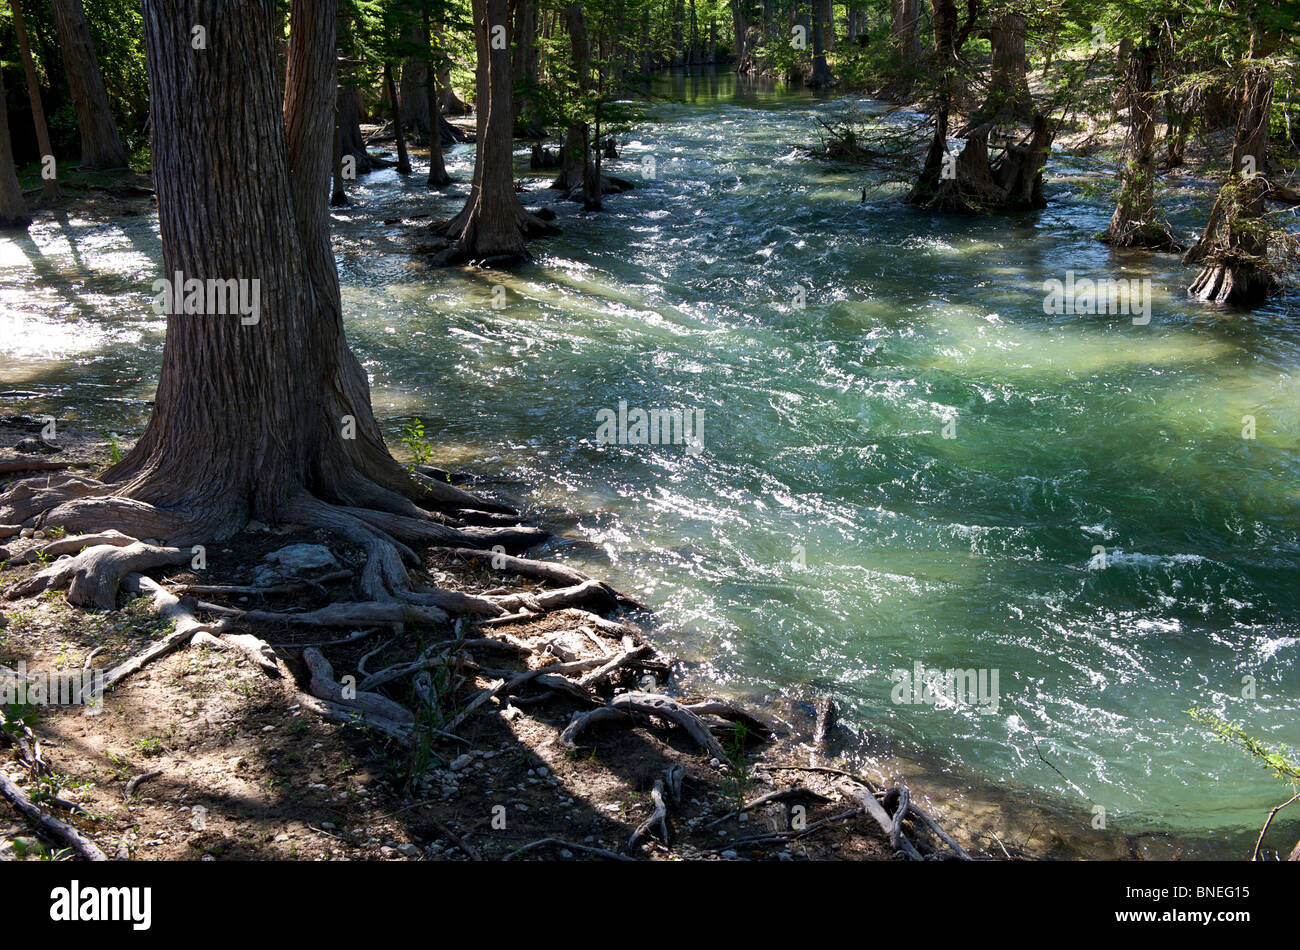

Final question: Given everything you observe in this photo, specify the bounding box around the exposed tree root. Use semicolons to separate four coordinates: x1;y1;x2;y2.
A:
628;770;671;850
0;456;93;474
703;786;832;830
6;540;191;609
99;575;222;693
0;771;106;860
560;691;732;763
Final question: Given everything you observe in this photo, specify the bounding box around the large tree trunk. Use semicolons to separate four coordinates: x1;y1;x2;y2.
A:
49;0;130;169
400;20;432;139
1185;54;1278;305
890;0;923;67
808;0;834;88
337;83;378;172
11;0;61;199
433;0;558;266
983;13;1031;120
1102;29;1180;250
512;0;544;136
424;11;452;188
384;62;412;175
0;66;32;228
0;0;520;620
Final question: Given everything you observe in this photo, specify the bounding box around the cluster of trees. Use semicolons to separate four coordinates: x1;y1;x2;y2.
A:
0;0;1293;633
0;2;1297;277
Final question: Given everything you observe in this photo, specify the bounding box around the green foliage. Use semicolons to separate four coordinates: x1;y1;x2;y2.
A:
1188;708;1300;785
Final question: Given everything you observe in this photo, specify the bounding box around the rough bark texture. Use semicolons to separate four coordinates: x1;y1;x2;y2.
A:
808;0;834;89
49;0;130;169
0;0;491;560
338;84;378;172
385;62;413;175
0;67;32;228
1102;31;1180;250
11;0;61;199
983;13;1031;120
433;0;559;266
1184;58;1278;305
400;20;432;138
512;0;544;136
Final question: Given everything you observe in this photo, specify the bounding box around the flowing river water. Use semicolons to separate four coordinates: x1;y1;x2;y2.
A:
1;69;1297;858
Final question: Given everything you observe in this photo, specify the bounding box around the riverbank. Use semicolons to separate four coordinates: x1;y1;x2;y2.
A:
0;421;972;862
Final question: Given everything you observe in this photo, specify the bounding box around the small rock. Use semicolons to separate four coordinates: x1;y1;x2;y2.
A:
449;754;473;772
720;850;739;860
263;543;340;576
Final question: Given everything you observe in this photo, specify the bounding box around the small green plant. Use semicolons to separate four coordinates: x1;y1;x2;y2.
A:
720;722;752;811
106;432;123;464
400;420;435;472
1188;708;1300;859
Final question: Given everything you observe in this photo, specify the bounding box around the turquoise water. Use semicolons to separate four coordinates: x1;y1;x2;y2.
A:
2;69;1297;857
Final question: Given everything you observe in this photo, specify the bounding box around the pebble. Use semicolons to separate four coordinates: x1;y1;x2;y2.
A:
449;754;473;772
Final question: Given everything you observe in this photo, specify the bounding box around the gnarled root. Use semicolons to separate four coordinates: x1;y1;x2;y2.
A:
7;540;192;609
560;691;733;763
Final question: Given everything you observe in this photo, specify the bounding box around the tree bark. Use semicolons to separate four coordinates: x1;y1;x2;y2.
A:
434;0;559;266
984;13;1031;120
49;0;130;169
400;20;432;139
809;0;834;88
1185;54;1278;305
0;66;32;228
11;0;61;199
425;11;452;188
337;83;377;172
1102;29;1180;250
385;62;412;175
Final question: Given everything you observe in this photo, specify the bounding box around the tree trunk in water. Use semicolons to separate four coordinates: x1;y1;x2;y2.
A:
733;3;750;74
400;21;432;139
337;84;377;172
49;0;130;169
1102;30;1180;250
424;17;452;189
11;0;61;199
385;62;412;175
0;66;32;228
909;0;1048;213
809;0;833;88
434;0;559;266
1185;56;1278;305
330;105;349;206
43;0;448;545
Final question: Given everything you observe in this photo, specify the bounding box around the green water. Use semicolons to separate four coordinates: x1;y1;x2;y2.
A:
2;69;1297;857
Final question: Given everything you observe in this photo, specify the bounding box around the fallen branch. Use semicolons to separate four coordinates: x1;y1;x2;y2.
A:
123;770;162;800
0;771;106;860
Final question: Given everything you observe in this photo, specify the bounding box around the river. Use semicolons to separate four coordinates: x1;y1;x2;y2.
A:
2;68;1297;858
